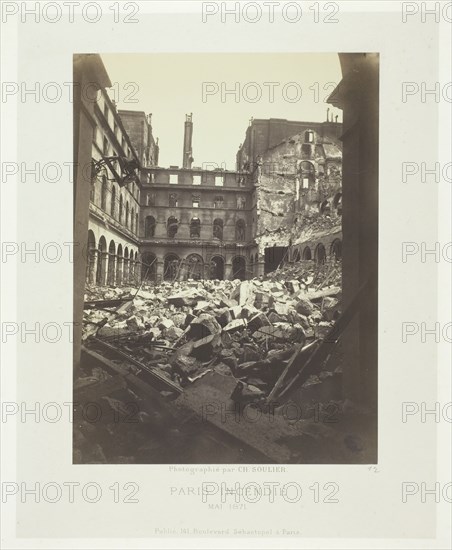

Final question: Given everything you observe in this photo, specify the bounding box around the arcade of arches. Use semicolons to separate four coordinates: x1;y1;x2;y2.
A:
86;230;140;286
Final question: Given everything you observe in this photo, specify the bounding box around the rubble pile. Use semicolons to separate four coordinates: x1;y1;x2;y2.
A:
83;272;342;398
264;258;342;288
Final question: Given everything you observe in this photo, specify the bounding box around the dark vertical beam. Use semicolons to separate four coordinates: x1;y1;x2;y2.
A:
328;54;379;410
73;54;111;374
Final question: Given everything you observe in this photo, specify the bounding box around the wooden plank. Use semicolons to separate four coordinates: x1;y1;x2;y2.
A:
84;299;129;310
266;340;319;403
277;277;373;402
81;347;178;420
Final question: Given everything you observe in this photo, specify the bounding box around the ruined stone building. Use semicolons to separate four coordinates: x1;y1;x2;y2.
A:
85;94;343;287
241;117;343;272
139;114;255;282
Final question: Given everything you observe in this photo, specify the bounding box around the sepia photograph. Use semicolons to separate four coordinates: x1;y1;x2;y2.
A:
2;1;449;546
73;52;379;464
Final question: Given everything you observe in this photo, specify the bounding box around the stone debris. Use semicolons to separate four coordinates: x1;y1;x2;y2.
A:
76;262;381;465
83;262;342;397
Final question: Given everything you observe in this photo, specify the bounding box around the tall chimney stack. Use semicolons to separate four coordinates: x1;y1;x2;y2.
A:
182;113;193;169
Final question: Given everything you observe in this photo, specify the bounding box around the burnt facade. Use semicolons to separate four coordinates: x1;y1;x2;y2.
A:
139;163;253;282
244;117;343;273
84;101;342;285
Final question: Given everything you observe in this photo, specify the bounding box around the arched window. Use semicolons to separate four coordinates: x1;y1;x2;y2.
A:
101;175;107;210
125;201;129;228
315;243;326;265
235;219;246;242
232;256;246;280
299;161;315;189
135;213;139;235
141;252;157;281
210;256;225;280
320;200;330;214
213;219;223;240
167;216;178;238
145;216;156;237
304;130;314;143
130;207;135;233
293;248;301;262
119;195;123;223
190;217;201;238
333;192;342;215
331;239;342;260
110;185;116;218
303;246;312;260
186;254;204;280
164;254;180;280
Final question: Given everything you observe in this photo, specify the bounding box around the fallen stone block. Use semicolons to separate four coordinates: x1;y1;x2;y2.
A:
268;311;285;324
126;315;145;331
242;344;261;362
240;304;259;320
219;294;238;309
167;293;197;307
231;281;254;306
286;280;300;294
194;300;211;312
223;319;247;333
136;289;155;300
307;286;341;301
187;313;222;340
165;326;184;340
274;302;290;316
229;305;243;319
171;312;187;328
295;295;315;316
147;327;162;339
288;309;310;329
217;308;233;327
231;380;265;403
254;292;274;310
172;354;200;376
247;312;272;333
315;321;333;339
158;318;174;330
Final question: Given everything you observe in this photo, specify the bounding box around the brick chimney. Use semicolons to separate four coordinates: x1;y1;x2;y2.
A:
182;113;193;169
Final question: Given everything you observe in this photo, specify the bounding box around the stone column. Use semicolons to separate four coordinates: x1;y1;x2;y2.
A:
116;257;123;286
123;259;129;284
224;262;233;280
100;250;109;286
108;253;116;286
156;259;164;283
256;260;265;278
134;260;140;285
89;249;98;285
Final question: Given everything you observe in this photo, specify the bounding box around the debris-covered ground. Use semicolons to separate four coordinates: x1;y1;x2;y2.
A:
75;260;377;464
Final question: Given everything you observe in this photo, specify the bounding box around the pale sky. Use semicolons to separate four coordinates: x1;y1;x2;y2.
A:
101;53;342;170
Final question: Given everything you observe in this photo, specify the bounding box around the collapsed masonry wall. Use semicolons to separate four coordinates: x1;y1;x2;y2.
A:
253;130;342;265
